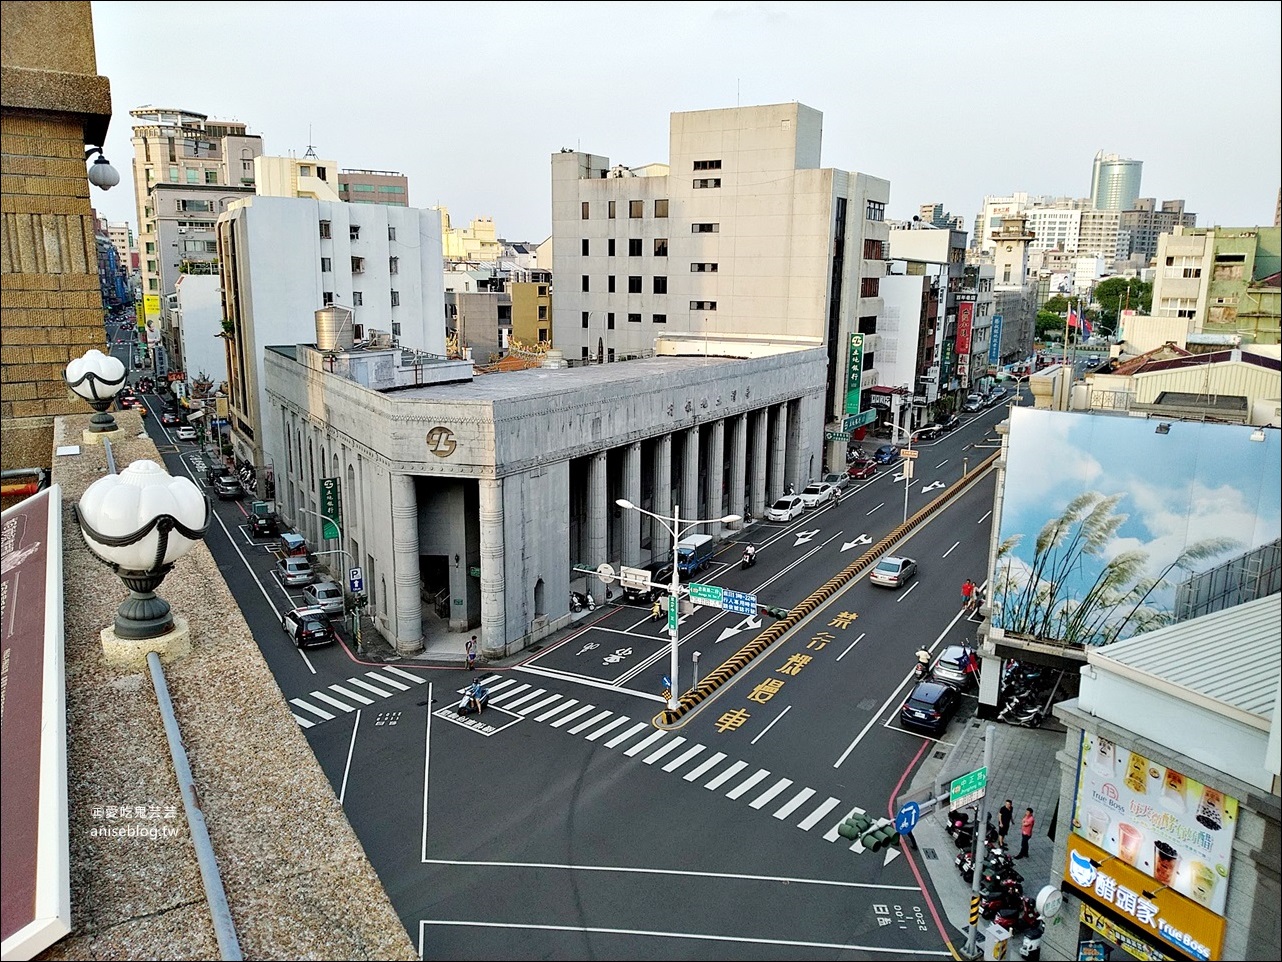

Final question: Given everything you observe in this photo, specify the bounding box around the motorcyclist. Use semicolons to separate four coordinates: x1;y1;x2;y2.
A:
650;597;662;622
463;681;488;715
742;544;756;566
915;648;933;678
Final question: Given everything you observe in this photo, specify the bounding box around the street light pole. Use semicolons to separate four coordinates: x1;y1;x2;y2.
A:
885;423;915;524
616;499;740;719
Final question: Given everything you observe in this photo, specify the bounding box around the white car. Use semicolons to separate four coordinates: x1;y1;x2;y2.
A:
765;495;805;522
176;425;196;441
800;481;837;509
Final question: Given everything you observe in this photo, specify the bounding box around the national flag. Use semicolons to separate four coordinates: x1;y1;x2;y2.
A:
1067;310;1093;337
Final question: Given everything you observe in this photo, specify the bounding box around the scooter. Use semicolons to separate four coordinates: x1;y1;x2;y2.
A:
570;590;596;613
457;683;489;716
650;599;663;622
741;546;757;569
994;896;1042;935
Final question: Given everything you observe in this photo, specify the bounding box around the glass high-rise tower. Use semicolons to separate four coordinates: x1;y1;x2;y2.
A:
1089;151;1143;211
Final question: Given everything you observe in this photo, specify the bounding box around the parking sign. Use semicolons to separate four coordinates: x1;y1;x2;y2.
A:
349;567;364;593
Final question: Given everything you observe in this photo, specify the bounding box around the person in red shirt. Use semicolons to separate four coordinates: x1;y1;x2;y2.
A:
1015;808;1035;858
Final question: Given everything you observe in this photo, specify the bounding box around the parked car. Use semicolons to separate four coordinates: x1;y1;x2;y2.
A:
899;680;960;735
931;644;980;690
623;560;673;604
765;494;805;522
873;443;901;464
249;512;280;537
160;411;182;427
206;464;234;486
962;394;983;413
302;579;345;615
276;556;315;587
869;555;917;588
800;481;837;509
281;605;334;648
213;474;244;500
176;424;196;441
911;423;944;444
847;456;877;480
935;413;961;432
821;472;850;493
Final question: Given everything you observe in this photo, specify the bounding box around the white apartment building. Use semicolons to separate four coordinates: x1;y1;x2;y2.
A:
551;102;891;470
106;222;133;270
216;195;446;473
255;154;342;202
172;273;225;387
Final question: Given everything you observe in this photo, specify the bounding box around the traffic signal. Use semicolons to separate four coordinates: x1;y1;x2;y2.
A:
761;605;790;620
859;819;901;852
838;813;872;840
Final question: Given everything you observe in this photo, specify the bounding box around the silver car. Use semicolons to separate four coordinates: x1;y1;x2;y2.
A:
277;556;315;587
302;579;344;615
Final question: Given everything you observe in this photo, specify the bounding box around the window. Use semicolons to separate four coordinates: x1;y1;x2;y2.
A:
693;160;722;171
652;313;666;324
1003;266;1012;283
582;238;590;256
582;346;590;362
299;165;311;177
691;262;718;272
606;275;615;293
352;292;363;306
389;256;399;274
148;278;158;291
350;225;361;240
1159;297;1197;319
629;200;643;218
205;170;218;184
387;226;396;241
628;312;641;323
692;223;719;233
608;201;616;219
538;327;549;341
319;220;331;239
581;201;590;219
582;275;590;292
607;312;615;329
176;199;213;213
866;200;885;222
857;315;878;334
323;291;334;306
581;311;589;329
607;348;615;363
146;259;157;272
538;305;548;320
321;257;332;272
628;238;643;256
863;239;884;259
690;300;717;310
1163;255;1201;279
608;239;616;257
654;238;668;257
242;160;253;173
145;242;156;254
351;256;364;273
391;322;401;336
655;199;669;218
390;290;400;307
693;178;722;189
628;276;642;293
183;168;198;184
168;166;179;182
653;276;667;294
860;277;880;298
538;285;549;296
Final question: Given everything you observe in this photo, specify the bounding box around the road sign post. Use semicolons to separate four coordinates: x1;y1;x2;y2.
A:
950;766;988;810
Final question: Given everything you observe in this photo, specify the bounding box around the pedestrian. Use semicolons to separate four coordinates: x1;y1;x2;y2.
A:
961;579;975;611
465;634;477;671
1015;807;1034;859
998;799;1013;848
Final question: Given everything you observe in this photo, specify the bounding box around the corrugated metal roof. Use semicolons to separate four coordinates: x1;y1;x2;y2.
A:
1091;593;1279;719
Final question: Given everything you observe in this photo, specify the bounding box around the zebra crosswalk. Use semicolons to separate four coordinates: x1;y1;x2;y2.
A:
290;665;426;726
470;674;876;852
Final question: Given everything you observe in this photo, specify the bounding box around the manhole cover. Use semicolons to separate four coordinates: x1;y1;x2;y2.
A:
922;847;939;861
933;750;947;759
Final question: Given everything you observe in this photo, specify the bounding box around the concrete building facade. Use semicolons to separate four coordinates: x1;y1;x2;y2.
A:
338;168;409;206
551;102;890;477
216;194;446;475
264;344;827;656
888;226;970;407
1120;198;1197;267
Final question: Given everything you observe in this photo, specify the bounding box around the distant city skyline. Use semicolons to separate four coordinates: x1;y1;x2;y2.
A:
88;2;1280;243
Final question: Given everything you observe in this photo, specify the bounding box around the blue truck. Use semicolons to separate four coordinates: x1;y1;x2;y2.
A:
676;534;715;576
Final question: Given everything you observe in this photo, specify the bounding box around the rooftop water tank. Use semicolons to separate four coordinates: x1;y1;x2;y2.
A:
315;305;354;352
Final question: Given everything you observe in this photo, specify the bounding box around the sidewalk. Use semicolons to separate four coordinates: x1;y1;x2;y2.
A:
904;713;1066;956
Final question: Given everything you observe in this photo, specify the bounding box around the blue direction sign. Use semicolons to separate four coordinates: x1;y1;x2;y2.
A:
348;566;364;593
895;801;921;836
722;589;758;616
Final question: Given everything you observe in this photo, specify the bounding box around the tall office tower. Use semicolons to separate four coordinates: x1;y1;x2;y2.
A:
1089;151;1142;211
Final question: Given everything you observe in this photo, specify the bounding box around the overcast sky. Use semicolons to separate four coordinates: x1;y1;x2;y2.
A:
89;1;1280;242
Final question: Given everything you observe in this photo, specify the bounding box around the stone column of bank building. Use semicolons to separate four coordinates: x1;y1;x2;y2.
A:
751;408;768;519
681;426;700;524
391;473;424;654
728;413;747;524
769;404;787;498
704;418;725;536
587;451;607;594
652;433;672;559
785;399;803;487
621;442;641;567
478;477;506;658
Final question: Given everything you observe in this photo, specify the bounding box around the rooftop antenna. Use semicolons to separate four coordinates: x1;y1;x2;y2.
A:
303;125;318;159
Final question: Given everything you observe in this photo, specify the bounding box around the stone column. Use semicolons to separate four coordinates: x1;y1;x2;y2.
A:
478;477;506;658
769;404;786;498
728;413;747;524
622;441;641;566
652;433;672;560
391;473;423;654
704;418;725;537
682;426;700;522
587;451;607;594
751;409;768;519
785;399;801;488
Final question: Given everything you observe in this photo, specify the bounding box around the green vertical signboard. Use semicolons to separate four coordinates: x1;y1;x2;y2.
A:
319;476;342;540
845;333;865;415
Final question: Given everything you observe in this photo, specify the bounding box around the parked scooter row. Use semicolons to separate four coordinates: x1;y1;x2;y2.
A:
569;590;596;613
998;688;1049;727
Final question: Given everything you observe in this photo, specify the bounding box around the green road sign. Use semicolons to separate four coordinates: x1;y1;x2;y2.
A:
667;594;678;633
319;476;342;539
688;582;723;607
950;766;988;809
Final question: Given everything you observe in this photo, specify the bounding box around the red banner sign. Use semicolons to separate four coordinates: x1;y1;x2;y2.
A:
956;302;974;356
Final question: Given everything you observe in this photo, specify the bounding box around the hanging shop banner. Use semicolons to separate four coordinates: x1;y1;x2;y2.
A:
1073;730;1238;916
988;314;1004;366
844;333;864;416
1064;835;1223;961
956;301;974;357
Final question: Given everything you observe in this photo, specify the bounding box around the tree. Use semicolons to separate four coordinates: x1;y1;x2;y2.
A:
1036;311;1066;341
1043;295;1071;315
1093;277;1152;334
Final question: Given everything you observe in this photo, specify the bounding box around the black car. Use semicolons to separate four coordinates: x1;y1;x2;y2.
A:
206;464;234;486
911;423;943;444
213;474;244;500
899;680;960;735
935;413;961;432
249;512;280;537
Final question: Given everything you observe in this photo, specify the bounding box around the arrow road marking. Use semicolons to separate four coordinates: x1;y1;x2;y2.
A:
716;614;762;644
841;534;872;552
920;480;945;493
893;472;907;482
794;529;821;547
